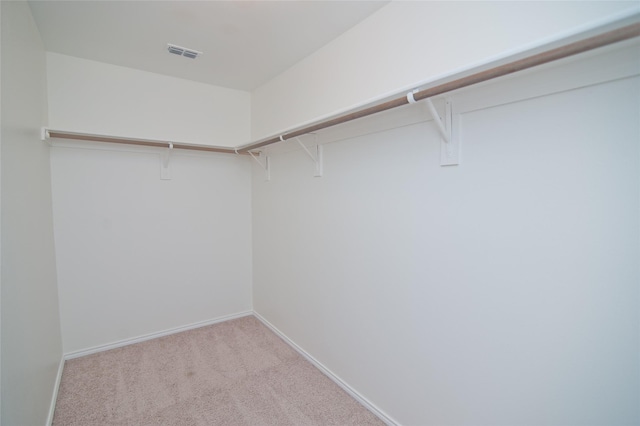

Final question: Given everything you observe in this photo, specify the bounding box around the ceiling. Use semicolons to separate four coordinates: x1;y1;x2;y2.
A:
28;1;389;91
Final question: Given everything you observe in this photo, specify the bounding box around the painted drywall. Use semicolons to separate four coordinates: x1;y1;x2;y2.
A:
46;52;251;147
1;1;64;425
252;43;640;425
1;2;3;420
50;143;252;354
251;1;639;141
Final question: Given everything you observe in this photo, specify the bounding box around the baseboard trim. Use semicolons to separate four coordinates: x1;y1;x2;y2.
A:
46;356;65;425
252;311;399;426
64;310;253;360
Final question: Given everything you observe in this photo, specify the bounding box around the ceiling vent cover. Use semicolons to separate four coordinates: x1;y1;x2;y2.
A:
167;44;202;59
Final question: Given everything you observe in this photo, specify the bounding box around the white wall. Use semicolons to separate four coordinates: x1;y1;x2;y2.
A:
251;1;638;141
1;1;64;425
47;52;251;147
252;42;640;425
50;142;252;354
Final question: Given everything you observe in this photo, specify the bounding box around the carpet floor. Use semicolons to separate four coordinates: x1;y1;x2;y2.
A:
53;315;384;426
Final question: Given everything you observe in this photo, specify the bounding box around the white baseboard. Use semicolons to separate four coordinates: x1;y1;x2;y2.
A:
46;356;65;426
64;311;253;360
252;311;399;426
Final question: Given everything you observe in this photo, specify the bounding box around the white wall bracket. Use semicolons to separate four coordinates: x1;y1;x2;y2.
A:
249;150;271;181
424;98;450;144
160;143;173;180
430;99;459;166
41;127;50;141
294;136;323;177
411;94;459;166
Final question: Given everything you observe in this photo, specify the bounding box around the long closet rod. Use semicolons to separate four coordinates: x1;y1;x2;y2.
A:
237;21;640;153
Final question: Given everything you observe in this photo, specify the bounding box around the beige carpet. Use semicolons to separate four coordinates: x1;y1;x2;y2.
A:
53;315;384;426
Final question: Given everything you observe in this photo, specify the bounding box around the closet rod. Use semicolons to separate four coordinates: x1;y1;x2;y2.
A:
46;130;242;155
238;21;640;153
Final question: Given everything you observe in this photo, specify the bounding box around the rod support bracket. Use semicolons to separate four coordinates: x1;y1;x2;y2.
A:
249;150;271;181
417;98;459;166
425;98;451;143
437;99;460;166
294;136;323;177
160;143;173;180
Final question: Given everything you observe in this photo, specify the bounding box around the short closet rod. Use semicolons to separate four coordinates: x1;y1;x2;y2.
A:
47;131;241;155
238;21;640;153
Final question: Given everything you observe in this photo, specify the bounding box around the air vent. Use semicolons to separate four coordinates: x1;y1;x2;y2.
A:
182;50;199;59
167;44;202;59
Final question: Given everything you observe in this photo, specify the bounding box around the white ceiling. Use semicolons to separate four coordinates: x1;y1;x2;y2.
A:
28;1;389;91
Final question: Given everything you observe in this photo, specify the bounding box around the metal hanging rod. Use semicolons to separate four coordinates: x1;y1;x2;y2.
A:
237;21;640;153
44;21;640;155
